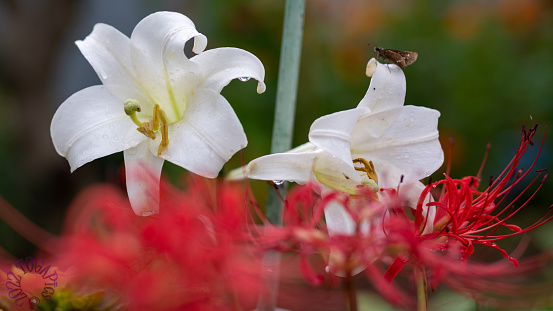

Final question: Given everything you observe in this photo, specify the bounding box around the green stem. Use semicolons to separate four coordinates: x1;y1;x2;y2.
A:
257;1;305;310
415;266;428;311
269;0;305;156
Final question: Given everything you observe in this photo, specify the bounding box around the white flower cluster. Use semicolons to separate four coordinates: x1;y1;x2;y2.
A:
51;12;443;236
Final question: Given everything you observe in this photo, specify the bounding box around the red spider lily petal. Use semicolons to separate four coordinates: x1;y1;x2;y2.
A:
384;257;407;282
363;261;414;307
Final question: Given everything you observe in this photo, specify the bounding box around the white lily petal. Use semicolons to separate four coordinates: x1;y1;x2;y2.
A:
51;85;146;172
351;106;403;139
324;192;380;277
155;89;246;178
226;166;249;181
351;106;443;187
130;11;207;122
76;24;139;95
246;150;320;184
358;59;406;113
226;142;317;181
309;107;368;165
325;199;356;236
312;151;362;194
124;140;164;216
192;47;266;94
76;23;158;115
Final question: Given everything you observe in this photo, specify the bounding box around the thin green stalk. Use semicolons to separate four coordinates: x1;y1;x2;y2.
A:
415;266;428;311
257;1;305;310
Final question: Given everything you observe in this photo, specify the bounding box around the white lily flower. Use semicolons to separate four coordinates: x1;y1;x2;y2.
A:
51;11;265;216
239;58;443;236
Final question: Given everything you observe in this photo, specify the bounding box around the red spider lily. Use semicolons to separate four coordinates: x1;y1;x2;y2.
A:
383;125;552;287
422;125;550;263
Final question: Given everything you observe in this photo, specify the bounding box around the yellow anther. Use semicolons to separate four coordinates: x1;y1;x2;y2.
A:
137;120;156;140
124;101;170;155
157;108;169;156
152;104;161;131
352;158;379;184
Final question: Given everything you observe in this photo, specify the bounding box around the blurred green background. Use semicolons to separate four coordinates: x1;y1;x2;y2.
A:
1;0;553;309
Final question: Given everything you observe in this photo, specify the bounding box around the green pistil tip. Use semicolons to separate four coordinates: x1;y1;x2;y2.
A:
124;99;143;127
124;99;141;115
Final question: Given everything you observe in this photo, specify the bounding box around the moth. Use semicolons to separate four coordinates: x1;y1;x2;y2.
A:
373;46;418;69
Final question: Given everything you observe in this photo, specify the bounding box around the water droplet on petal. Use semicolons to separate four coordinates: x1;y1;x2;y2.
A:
238;77;250;82
273;180;284;186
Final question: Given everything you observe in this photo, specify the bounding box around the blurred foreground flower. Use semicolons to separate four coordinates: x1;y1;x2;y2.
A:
51;11;266;215
36;177;263;311
255;184;415;307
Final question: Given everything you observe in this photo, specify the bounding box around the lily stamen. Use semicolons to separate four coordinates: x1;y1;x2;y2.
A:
124;100;170;155
157;107;169;156
353;158;379;184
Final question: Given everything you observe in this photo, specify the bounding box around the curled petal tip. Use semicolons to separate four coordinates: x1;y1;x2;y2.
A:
192;43;202;54
192;36;207;54
257;82;266;94
366;58;378;77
